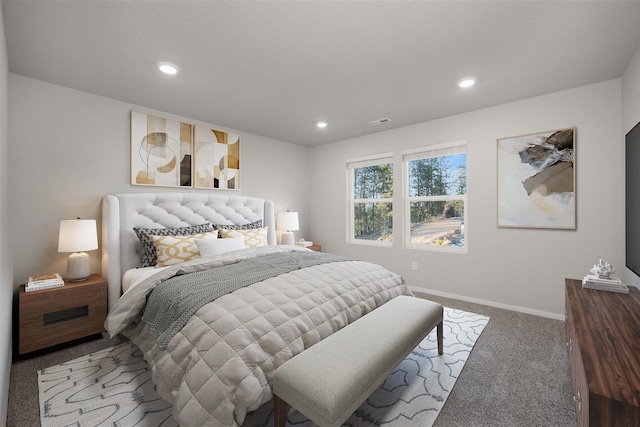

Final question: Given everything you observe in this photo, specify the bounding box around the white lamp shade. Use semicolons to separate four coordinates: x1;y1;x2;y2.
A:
58;219;98;253
277;211;299;231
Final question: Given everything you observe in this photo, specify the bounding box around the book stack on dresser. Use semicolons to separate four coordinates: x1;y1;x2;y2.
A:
25;273;64;292
581;274;629;293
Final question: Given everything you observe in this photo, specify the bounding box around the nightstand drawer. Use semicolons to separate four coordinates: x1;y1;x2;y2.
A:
18;274;107;355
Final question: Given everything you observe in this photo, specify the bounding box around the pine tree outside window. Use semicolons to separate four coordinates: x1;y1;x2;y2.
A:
403;141;467;252
347;153;393;246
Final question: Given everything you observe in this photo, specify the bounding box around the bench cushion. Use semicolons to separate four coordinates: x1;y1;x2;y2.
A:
272;295;443;427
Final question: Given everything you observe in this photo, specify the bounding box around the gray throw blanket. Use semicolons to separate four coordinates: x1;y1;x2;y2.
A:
143;251;350;349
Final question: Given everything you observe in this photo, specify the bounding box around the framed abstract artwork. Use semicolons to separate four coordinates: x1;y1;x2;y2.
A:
194;126;240;190
131;111;193;187
497;127;576;229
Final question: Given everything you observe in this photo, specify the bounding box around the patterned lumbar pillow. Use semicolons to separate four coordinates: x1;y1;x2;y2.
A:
219;227;269;247
151;231;219;267
134;223;212;267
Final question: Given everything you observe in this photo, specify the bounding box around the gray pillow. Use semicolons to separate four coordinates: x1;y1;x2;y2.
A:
213;220;263;237
134;223;212;267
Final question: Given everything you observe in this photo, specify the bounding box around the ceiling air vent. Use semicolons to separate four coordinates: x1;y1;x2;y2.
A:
368;118;392;126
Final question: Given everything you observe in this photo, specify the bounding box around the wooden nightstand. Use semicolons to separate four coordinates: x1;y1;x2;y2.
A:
308;245;322;252
18;274;107;355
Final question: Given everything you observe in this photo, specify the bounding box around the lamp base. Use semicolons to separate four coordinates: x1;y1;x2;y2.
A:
67;252;90;282
281;231;295;245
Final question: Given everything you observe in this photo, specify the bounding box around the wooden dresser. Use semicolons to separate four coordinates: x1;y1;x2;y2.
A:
565;278;640;426
18;274;107;355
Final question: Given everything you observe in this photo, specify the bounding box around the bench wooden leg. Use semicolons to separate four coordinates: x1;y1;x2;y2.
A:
437;320;443;355
274;394;287;427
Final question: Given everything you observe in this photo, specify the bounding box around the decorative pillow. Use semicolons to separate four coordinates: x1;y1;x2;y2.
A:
151;231;218;267
219;227;269;247
134;223;212;267
213;220;263;237
195;236;246;257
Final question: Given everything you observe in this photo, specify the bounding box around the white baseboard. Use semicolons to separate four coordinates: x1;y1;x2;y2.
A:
408;285;565;321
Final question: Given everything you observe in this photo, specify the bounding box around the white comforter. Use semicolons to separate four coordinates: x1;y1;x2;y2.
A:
105;245;411;426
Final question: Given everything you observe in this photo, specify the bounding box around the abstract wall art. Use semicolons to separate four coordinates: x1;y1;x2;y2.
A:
497;127;576;229
131;111;193;187
194;126;240;190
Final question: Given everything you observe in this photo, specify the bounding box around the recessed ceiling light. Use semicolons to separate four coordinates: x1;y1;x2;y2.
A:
317;121;328;129
458;78;476;88
157;62;179;75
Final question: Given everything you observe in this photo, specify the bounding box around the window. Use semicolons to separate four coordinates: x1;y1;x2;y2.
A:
404;141;467;252
347;153;393;246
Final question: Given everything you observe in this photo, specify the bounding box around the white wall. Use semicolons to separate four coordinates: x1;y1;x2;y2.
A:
0;2;11;425
309;80;623;318
8;74;311;288
622;44;640;289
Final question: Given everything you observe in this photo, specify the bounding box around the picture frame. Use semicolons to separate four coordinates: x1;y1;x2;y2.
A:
193;125;240;190
497;127;576;229
131;111;193;188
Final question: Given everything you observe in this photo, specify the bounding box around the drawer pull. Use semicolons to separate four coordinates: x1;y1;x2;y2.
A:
43;305;89;325
573;391;582;411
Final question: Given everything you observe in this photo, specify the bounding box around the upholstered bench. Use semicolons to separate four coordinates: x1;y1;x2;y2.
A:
272;295;444;427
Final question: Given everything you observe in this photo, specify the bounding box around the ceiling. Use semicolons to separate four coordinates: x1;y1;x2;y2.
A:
3;1;640;147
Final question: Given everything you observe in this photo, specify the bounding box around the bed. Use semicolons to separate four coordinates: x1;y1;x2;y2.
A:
102;192;411;426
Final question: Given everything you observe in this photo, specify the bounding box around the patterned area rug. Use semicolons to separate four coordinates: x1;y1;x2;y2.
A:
38;308;489;427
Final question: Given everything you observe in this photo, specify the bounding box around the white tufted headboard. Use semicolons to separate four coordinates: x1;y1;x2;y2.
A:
102;193;276;310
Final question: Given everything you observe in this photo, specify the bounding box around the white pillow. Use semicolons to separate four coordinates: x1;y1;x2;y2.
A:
195;236;246;257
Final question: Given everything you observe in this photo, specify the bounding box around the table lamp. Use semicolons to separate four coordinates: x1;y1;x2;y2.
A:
58;218;98;282
277;211;299;245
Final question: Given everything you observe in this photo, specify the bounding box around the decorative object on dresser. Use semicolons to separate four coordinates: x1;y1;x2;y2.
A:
277;210;299;245
25;273;64;292
565;278;640;426
582;259;629;293
589;258;615;278
58;218;98;282
18;274;107;355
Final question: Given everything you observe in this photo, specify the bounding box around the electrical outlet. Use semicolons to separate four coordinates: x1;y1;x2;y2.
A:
411;261;418;271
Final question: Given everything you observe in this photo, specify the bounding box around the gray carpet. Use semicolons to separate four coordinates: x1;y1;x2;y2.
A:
8;293;576;427
421;293;575;427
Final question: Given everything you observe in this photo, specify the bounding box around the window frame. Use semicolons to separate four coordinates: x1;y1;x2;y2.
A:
402;141;468;253
346;152;394;247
